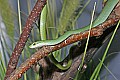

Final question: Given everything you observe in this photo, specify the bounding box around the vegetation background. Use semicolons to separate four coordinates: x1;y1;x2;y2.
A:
0;0;120;80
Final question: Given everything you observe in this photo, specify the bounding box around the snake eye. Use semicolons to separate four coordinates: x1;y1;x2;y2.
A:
33;43;36;45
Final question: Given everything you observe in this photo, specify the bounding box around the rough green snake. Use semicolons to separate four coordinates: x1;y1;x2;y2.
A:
38;4;72;70
29;0;118;49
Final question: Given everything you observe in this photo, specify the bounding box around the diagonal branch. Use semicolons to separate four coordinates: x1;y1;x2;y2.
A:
6;4;120;79
4;0;47;80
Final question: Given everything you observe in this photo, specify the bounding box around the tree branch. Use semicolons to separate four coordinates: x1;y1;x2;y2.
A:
4;0;47;80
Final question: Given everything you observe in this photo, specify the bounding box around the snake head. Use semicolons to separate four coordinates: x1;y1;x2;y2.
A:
29;42;41;49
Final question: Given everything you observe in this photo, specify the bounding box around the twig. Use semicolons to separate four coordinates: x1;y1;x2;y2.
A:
4;0;47;80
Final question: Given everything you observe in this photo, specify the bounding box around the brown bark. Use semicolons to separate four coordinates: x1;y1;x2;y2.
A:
4;0;47;80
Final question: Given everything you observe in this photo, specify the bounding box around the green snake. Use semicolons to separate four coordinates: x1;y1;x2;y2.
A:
29;0;118;49
30;0;118;70
37;4;72;70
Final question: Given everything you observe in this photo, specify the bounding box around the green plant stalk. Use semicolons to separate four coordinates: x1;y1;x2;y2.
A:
81;2;96;69
0;53;6;79
90;20;120;80
90;63;100;79
23;72;27;80
17;0;22;34
74;2;97;80
0;50;6;72
101;60;118;80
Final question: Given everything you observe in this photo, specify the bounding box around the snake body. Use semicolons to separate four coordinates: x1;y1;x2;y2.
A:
29;0;118;49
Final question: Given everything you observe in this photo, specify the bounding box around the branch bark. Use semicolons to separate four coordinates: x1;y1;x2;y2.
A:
4;0;47;80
